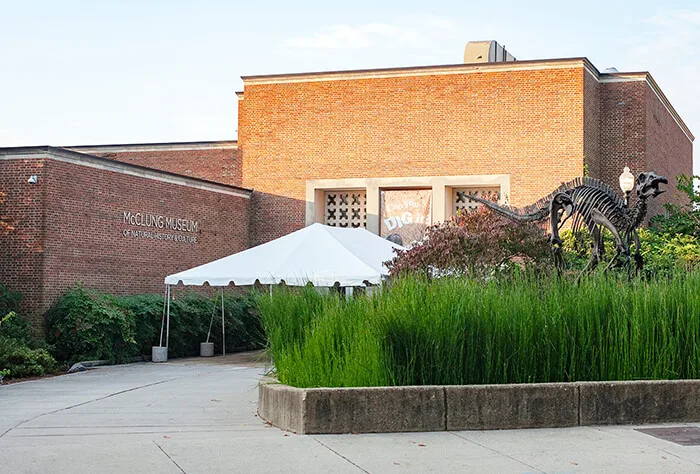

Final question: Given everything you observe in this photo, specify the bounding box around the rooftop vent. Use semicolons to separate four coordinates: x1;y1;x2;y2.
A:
464;41;516;64
603;67;619;73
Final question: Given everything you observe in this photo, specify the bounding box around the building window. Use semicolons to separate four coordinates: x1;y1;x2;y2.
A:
324;191;366;228
453;187;501;215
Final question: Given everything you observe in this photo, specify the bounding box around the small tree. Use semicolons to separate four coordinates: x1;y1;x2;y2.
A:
386;206;551;278
650;174;700;236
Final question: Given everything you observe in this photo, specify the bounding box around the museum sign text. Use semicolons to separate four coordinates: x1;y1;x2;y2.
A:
121;211;199;244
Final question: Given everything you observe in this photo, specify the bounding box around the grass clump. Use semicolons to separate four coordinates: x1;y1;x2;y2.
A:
259;273;700;388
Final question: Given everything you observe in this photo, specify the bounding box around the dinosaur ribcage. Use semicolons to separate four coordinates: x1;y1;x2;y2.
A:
570;186;626;232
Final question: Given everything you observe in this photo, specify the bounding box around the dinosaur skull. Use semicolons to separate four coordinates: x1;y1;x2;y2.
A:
636;171;668;199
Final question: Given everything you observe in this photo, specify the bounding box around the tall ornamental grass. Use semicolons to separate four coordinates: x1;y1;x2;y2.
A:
259;274;700;388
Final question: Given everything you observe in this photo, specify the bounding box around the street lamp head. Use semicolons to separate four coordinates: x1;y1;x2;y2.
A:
619;166;635;193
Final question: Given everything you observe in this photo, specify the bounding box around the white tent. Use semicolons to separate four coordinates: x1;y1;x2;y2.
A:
164;223;404;287
156;224;404;358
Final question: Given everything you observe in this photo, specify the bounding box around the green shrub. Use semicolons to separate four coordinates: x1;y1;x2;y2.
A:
46;286;137;364
46;286;265;363
0;310;35;347
638;228;700;277
650;174;700;237
0;283;21;317
0;310;59;379
0;337;57;378
117;291;264;358
560;226;700;277
260;273;700;388
116;294;164;356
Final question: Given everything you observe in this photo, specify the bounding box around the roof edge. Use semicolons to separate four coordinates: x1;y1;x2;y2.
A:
0;146;253;196
644;73;694;142
67;140;238;153
242;57;591;84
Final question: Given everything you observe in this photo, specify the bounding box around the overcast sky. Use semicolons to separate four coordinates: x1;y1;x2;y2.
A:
1;0;697;173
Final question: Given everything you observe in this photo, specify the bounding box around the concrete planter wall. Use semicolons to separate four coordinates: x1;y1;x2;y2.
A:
258;379;700;434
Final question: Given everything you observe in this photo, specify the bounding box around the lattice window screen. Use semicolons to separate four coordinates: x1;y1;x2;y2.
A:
454;187;501;214
324;191;367;228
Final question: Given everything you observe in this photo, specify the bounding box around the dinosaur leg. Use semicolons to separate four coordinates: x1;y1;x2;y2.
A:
632;230;643;274
590;209;628;273
588;224;602;271
576;222;602;283
550;193;573;274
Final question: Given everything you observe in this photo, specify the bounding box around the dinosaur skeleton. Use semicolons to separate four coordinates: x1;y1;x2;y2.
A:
468;172;668;274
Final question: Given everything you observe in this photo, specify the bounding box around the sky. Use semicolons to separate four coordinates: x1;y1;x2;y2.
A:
0;0;698;173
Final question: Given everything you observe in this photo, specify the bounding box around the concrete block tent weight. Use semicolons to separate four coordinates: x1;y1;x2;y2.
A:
154;223;404;360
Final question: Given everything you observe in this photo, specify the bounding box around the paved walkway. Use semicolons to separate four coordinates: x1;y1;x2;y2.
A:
1;354;699;473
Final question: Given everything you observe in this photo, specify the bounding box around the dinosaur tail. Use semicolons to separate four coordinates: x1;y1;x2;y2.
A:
465;195;549;223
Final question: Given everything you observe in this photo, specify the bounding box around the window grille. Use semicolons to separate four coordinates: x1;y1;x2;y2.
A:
324;191;366;228
453;187;501;214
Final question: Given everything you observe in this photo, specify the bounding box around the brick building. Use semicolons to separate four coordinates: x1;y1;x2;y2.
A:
0;146;250;327
0;42;694;328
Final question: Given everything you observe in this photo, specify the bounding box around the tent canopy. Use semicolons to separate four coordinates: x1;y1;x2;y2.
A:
164;223;405;287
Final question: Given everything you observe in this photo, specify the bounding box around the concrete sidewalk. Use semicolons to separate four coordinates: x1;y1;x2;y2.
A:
1;355;699;473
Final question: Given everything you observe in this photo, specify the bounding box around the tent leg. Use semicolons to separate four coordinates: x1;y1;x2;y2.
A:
165;285;171;349
345;286;354;298
159;285;167;347
221;288;225;357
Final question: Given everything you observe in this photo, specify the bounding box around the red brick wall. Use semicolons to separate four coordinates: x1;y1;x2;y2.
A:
1;156;250;330
583;71;600;178
645;83;694;217
597;81;648;193
596;79;693;221
239;68;586;245
0;159;47;324
89;147;243;187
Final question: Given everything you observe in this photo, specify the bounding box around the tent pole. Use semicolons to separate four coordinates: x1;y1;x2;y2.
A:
159;285;166;347
221;287;225;357
165;285;171;350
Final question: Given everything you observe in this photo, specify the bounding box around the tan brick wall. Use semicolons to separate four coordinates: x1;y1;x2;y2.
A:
1;157;250;330
239;67;586;245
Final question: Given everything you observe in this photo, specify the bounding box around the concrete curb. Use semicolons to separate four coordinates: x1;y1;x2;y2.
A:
258;379;700;434
68;355;151;373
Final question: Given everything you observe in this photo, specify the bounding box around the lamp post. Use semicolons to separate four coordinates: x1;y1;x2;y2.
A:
619;166;635;208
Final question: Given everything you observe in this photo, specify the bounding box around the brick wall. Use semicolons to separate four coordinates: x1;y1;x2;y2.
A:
644;83;694;217
1;155;250;330
87;147;243;187
597;81;648;192
597;79;693;221
0;159;47;323
583;71;600;178
240;67;586;245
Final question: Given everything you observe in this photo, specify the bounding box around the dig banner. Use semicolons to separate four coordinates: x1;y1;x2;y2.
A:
380;189;432;247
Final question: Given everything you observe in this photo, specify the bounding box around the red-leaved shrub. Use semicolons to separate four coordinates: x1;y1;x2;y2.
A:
386;206;551;278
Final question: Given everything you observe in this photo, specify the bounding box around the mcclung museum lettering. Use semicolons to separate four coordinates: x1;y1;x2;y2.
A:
121;211;199;244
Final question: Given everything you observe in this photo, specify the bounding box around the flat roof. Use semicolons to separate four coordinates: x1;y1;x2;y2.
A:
67;140;238;153
241;57;596;82
0;146;252;197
